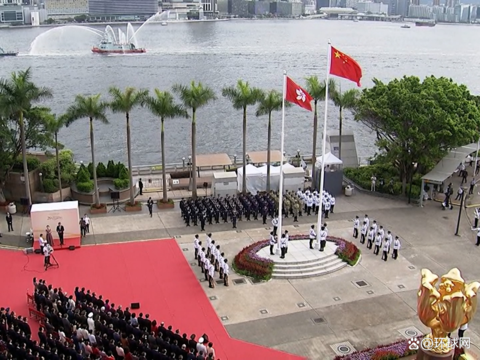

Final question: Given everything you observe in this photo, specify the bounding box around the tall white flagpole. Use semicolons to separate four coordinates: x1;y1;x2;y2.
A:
316;41;332;247
277;70;287;252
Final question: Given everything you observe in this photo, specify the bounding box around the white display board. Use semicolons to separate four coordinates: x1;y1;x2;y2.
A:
30;201;80;241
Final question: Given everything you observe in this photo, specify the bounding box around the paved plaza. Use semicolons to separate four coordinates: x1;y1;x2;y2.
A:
1;186;480;358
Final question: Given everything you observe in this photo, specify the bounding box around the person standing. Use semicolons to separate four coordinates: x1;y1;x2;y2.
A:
364;214;370;229
83;214;90;233
293;202;299;222
223;259;229;287
138;178;144;195
79;218;86;238
193;235;200;260
386;231;393;254
367;227;375;249
324;199;331;219
374;232;382;255
280;234;287;259
284;230;289;254
306;195;313;216
56;222;65;246
45;225;53;246
5;212;13;232
476;228;480;246
469;179;476;195
330;196;336;213
272;216;279;236
43;243;53;268
203;258;210;282
232;211;237;229
208;261;215;289
38;234;46;254
353;216;360;239
319;226;327;252
147;197;154;217
458;323;468;339
473;208;480;229
392;236;401;259
371;174;377;192
309;225;316;249
381;240;389;261
360;221;367;244
269;232;276;255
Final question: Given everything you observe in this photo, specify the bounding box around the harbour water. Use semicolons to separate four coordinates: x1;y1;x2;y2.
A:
0;20;478;165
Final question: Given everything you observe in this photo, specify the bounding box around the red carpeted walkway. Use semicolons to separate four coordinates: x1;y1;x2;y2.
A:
0;239;304;360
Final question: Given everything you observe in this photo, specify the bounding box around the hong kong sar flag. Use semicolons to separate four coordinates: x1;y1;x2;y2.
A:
285;76;313;111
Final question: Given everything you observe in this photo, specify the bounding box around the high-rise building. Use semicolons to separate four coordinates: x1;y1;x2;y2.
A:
396;0;409;16
0;0;24;23
89;0;157;19
316;0;330;10
410;0;420;6
432;0;439;6
45;0;88;16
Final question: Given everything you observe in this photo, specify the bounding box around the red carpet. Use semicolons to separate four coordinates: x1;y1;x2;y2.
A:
0;239;304;360
32;236;81;251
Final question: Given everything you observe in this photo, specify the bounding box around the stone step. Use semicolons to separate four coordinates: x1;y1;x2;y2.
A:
272;260;348;279
272;253;338;267
274;254;340;271
273;258;344;275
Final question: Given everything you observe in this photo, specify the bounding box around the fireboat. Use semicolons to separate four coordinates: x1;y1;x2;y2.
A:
92;39;146;54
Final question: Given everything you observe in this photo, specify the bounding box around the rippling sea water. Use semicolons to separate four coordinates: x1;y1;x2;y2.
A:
0;20;478;165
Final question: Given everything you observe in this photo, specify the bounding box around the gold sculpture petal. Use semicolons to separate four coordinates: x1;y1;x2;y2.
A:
417;268;479;355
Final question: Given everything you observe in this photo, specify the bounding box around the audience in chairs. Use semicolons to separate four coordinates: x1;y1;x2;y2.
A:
0;277;218;359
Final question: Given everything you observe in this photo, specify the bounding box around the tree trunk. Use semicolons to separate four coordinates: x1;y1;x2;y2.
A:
338;107;343;160
311;100;318;189
20;111;32;206
266;111;272;192
126;113;134;205
242;106;247;194
161;117;168;202
55;132;63;201
90;118;100;207
191;109;197;199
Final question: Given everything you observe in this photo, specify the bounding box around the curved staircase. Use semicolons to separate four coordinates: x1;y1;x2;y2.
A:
257;240;348;280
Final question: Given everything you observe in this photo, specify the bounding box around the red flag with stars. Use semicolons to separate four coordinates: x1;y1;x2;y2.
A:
330;46;363;87
285;76;313;111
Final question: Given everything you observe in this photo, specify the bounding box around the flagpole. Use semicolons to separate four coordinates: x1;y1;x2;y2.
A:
316;41;332;246
277;70;287;252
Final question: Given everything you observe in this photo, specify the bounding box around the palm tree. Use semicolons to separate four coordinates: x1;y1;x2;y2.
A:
256;90;289;192
172;81;216;199
48;114;66;201
222;80;263;194
304;76;336;188
108;87;148;205
64;94;108;207
145;89;188;202
331;86;360;160
0;68;52;206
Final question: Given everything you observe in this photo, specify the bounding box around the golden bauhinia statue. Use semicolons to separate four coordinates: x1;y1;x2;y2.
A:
417;268;480;356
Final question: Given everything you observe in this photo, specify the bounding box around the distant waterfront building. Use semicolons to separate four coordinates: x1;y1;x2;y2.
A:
44;0;88;16
345;0;358;8
201;0;217;15
0;0;24;23
227;0;247;16
356;0;388;14
396;0;409;16
247;0;269;15
270;1;292;16
410;0;419;6
432;0;439;6
408;4;431;18
88;0;157;20
316;0;330;10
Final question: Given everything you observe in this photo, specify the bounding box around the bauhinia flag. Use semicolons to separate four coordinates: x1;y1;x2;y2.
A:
285;76;313;111
330;46;363;87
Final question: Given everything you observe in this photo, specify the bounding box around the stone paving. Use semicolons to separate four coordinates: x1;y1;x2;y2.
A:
1;185;480;358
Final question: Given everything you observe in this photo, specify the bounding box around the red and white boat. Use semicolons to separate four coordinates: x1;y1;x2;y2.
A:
92;39;146;54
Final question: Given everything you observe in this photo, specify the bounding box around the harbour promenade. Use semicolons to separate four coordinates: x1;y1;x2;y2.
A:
1;181;480;358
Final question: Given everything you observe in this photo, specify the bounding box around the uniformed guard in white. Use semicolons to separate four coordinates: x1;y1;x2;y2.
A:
364;215;370;229
280;234;287;259
392;236;401;259
386;231;393;254
353;216;360;238
474;208;480;229
360;221;367;244
324;200;331;219
372;220;378;235
223;259;230;286
381;240;389;261
330;196;336;213
214;245;221;271
218;252;225;279
314;195;321;215
367;227;375;249
203;258;210;282
209;241;216;264
319;226;327;252
43;243;53;268
208;262;215;288
272;217;279;236
206;233;213;251
199;247;206;272
374;233;382;255
379;226;385;241
323;223;328;237
193;234;200;260
309;225;316;249
269;232;276;255
307;195;313;216
284;230;289;254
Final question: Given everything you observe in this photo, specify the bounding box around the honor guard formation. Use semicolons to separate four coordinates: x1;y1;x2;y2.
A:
16;278;218;359
352;214;401;261
180;188;337;229
193;233;230;288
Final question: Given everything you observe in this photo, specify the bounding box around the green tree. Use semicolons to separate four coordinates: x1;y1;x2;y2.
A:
109;87;148;205
331;85;360;160
173;81;216;199
47;114;66;200
355;76;480;195
255;90;290;192
145;89;188;202
0;68;53;205
222;80;263;194
64;94;108;207
304;76;336;187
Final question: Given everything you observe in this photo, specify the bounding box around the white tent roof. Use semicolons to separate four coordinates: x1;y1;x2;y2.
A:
422;142;477;184
316;152;343;166
31;201;78;212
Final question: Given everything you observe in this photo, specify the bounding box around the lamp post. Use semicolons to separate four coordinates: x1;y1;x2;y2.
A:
188;155;192;192
233;154;237;166
182;157;185;169
296;149;301;167
39;172;44;193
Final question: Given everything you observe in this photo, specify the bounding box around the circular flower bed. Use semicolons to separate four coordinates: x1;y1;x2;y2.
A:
233;235;361;281
334;337;421;360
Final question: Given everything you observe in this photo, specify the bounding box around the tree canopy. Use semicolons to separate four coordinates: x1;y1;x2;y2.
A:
355;75;480;192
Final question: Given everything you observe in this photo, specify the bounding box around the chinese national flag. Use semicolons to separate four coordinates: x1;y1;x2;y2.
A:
285;76;313;111
330;46;363;87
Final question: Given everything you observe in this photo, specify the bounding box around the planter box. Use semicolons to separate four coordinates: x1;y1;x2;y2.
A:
157;201;174;209
125;204;142;212
34;187;72;203
90;206;107;214
71;178;137;205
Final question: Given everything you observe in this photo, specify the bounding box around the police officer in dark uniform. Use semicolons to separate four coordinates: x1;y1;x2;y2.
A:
232;210;237;229
200;211;206;231
147;197;154;217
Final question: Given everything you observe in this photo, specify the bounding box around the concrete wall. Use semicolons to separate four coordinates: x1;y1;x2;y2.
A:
4;170;40;202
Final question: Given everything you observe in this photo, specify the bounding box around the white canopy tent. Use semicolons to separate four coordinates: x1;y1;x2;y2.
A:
237;163;295;194
315;152;343;168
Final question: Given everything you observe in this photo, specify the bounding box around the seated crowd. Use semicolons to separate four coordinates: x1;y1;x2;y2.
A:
0;278;218;360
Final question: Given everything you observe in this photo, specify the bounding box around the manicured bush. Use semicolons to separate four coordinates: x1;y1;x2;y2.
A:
76;165;90;183
106;160;116;177
96;162;107;178
77;181;94;193
116;162;127;178
12;156;41;172
113;178;129;190
39;150;77;186
42;179;58;193
87;162;94;179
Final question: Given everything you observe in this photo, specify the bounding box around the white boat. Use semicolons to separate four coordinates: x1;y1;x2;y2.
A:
401;24;411;28
161;21;168;26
